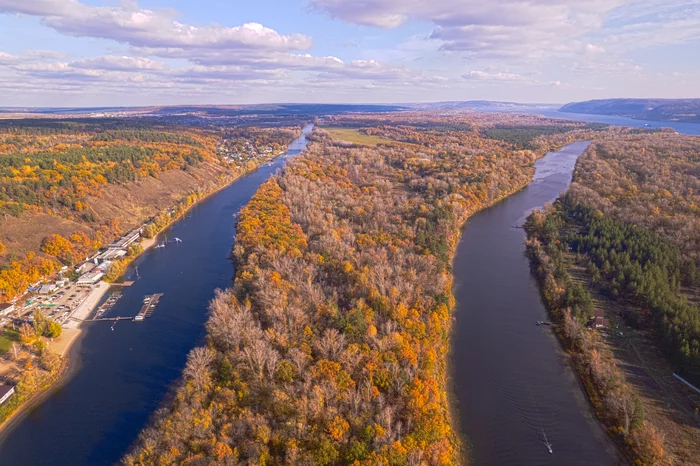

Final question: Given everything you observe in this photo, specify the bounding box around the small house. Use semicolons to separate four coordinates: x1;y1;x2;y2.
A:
593;316;610;329
0;384;15;405
38;284;57;295
593;309;605;319
0;303;15;316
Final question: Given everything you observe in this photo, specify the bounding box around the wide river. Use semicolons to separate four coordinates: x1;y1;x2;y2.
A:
0;124;314;465
451;141;626;465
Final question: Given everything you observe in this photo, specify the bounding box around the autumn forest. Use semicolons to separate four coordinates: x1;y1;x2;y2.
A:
125;113;610;465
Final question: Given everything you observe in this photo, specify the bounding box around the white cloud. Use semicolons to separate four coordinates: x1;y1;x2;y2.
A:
311;0;625;60
0;51;18;64
463;70;569;87
22;49;69;60
0;0;312;51
72;55;167;71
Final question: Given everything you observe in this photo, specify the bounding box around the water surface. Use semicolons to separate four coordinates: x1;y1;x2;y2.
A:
452;142;625;465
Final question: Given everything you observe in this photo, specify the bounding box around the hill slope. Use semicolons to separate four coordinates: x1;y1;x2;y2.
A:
560;99;700;123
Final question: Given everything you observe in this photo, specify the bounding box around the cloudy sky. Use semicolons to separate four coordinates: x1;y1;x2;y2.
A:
0;0;699;106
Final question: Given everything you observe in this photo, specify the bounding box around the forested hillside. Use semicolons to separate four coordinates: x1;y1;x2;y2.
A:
126;114;605;465
0;119;302;302
560;99;700;123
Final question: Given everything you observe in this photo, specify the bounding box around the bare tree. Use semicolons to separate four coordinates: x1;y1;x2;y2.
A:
183;347;215;390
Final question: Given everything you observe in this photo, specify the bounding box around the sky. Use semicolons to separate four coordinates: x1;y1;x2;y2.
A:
0;0;699;107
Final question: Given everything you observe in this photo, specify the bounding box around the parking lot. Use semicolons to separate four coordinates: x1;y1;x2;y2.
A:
21;285;94;325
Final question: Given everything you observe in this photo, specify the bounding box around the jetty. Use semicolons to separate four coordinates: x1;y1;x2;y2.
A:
91;316;133;322
134;293;163;321
87;293;164;323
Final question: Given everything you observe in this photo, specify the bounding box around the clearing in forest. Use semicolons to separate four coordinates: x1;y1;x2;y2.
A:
322;127;395;146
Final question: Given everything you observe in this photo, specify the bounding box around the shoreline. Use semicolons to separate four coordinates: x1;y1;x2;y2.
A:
0;139;305;441
0;328;85;441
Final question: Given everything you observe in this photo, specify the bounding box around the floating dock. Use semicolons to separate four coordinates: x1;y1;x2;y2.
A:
134;293;163;322
95;292;122;317
88;293;163;323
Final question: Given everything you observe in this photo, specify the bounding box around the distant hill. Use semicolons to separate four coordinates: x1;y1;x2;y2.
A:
410;100;558;111
0;103;407;118
560;99;700;123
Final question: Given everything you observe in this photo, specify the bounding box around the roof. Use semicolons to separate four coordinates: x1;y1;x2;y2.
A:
593;309;605;318
594;316;610;327
0;303;14;311
0;384;14;398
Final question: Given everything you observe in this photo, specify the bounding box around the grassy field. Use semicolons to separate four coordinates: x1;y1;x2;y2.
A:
322;127;396;146
0;328;19;353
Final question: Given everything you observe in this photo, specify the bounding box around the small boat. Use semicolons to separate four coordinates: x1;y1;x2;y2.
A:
536;320;552;326
543;429;553;454
174;237;182;243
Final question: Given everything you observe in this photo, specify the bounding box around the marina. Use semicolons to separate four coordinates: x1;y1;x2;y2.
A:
89;293;163;323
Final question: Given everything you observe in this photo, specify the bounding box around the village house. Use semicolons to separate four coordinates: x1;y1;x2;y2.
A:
77;262;110;286
38;284;57;295
0;303;15;316
107;228;142;250
0;384;15;405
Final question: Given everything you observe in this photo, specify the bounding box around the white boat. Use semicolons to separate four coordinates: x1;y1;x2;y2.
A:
543;429;553;454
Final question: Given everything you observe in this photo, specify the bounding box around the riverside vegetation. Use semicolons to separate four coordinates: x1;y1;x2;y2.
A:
526;130;700;465
126;113;608;465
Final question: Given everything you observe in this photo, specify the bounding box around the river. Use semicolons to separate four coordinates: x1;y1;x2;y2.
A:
0;124;314;465
533;108;700;135
451;141;625;465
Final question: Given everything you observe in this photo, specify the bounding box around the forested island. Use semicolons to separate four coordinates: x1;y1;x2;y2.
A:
125;112;608;465
526;131;700;464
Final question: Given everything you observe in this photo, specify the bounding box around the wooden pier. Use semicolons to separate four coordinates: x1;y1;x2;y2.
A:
90;316;133;322
88;293;163;323
134;293;163;321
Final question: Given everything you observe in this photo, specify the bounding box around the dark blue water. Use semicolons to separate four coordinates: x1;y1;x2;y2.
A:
452;142;626;465
0;124;313;465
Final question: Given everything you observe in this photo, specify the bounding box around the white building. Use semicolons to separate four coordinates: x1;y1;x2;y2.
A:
0;384;15;405
0;303;15;316
77;261;110;286
38;284;57;294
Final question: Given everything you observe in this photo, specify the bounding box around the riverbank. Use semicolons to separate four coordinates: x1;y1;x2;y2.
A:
525;200;698;464
0;131;308;442
0;337;81;441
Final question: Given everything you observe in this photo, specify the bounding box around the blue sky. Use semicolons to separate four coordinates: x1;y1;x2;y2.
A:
0;0;699;106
